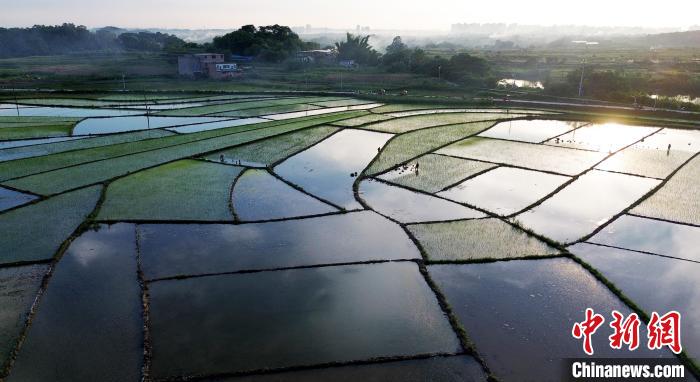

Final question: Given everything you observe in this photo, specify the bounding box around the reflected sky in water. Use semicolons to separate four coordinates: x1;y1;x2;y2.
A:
138;211;420;280
589;214;700;262
516;170;660;243
359;179;484;223
276;129;393;209
233;169;337;221
0;106;142;118
546;123;659;153
429;258;673;382
0;186;36;212
439;167;570;216
479;119;585;143
72;115;233;135
8;223;142;382
148;262;460;378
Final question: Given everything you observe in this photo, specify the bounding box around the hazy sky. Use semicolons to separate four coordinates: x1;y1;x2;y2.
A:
2;0;698;30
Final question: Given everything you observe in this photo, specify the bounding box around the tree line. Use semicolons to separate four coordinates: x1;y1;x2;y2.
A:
0;24;493;87
0;24;194;58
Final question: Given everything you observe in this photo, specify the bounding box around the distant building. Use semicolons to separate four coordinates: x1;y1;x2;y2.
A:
178;53;238;79
296;49;336;64
339;59;357;68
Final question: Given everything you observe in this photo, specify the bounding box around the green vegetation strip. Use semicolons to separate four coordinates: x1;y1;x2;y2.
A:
0;124;74;140
378;154;497;193
408;218;558;261
211;103;321;117
631;154;700;226
0;112;364;181
366;121;496;176
0;117;81;127
205;125;338;166
5;112;365;195
363;113;526;133
0;129;174;162
97;160;241;221
0;185;101;265
331;113;394;127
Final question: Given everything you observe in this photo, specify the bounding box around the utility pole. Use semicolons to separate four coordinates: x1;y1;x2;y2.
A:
340;71;343;91
144;95;150;130
438;65;442;81
13;86;20;117
578;59;585;97
122;74;126;91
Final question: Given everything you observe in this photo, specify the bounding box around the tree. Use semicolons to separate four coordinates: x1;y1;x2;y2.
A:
334;33;379;65
212;24;306;62
382;36;410;70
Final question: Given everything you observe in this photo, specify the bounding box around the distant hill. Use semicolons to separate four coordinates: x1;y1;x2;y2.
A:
637;30;700;48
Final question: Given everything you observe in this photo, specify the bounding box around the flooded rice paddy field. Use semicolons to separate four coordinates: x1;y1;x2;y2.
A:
0;93;698;381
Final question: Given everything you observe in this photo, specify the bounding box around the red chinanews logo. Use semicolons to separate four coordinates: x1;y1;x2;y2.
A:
572;309;682;355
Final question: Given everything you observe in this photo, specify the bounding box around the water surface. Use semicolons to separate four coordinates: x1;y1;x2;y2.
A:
516;170;660;243
233;169;337;221
7;224;142;382
138;211;420;280
545;123;659;152
0;106;142;118
589;214;700;262
429;258;672;381
438;137;606;176
276;129;393;209
0;186;37;211
148;262;460;378
438;167;570;215
359;180;484;223
478;119;585;143
72;116;235;135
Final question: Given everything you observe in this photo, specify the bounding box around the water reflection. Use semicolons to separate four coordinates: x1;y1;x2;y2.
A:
359;179;484;223
233;169;337;221
72;116;237;135
478;120;586;143
438;167;570;216
0;106;142;118
589;214;700;262
438;137;606;176
516;170;660;243
276;129;393;209
138;211;420;280
545;123;659;153
596;128;700;179
0;186;37;211
429;258;672;381
148;262;459;378
7;224;142;382
570;243;700;360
